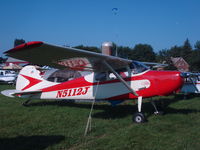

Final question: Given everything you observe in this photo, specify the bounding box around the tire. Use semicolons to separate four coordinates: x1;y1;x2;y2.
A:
132;112;146;123
154;111;164;115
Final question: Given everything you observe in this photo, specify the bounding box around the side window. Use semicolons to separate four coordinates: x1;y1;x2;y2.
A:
95;68;130;81
95;72;118;81
130;61;148;74
95;72;107;81
116;67;129;78
0;72;3;75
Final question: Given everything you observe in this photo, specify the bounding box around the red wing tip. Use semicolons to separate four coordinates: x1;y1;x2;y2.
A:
4;41;43;54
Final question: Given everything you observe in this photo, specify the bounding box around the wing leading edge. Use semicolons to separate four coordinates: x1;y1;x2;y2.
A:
4;41;132;72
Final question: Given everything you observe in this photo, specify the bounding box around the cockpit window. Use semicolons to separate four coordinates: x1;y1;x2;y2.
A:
130;61;149;74
95;72;107;81
46;69;82;83
95;61;149;81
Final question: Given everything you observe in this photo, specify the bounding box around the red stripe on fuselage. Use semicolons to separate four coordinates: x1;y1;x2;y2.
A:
41;70;183;100
41;72;143;92
41;76;93;92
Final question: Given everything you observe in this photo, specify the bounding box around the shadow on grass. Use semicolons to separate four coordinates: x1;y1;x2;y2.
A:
25;95;200;120
159;94;200;115
93;96;200;119
0;135;64;150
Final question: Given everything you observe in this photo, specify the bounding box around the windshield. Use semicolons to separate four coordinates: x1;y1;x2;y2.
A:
130;61;149;74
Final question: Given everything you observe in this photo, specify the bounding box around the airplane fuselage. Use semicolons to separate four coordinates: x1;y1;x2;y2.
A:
22;70;183;101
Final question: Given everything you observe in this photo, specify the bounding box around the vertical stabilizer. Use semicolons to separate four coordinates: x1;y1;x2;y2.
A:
16;65;43;91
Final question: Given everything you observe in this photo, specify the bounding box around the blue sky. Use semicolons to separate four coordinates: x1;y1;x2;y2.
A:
0;0;200;55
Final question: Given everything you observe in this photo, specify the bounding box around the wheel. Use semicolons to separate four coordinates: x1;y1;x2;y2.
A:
154;111;164;115
132;112;146;123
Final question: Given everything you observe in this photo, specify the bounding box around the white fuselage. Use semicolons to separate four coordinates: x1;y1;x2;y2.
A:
39;71;151;100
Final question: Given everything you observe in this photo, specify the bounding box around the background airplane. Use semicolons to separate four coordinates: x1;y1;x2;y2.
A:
181;73;200;94
0;69;17;84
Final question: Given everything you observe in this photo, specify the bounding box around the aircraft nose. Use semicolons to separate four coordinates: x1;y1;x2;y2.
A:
172;71;184;88
155;71;184;96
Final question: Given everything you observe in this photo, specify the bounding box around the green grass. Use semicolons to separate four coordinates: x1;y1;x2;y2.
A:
0;85;200;150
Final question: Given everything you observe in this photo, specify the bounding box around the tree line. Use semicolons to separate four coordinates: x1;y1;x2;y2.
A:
75;39;200;72
1;38;200;72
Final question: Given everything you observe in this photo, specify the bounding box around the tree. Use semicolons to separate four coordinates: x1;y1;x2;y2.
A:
157;39;192;60
130;44;156;62
189;41;200;71
181;38;192;61
156;39;200;71
117;46;131;59
14;39;25;47
168;46;181;57
189;50;200;71
157;49;170;61
194;41;200;50
183;38;192;51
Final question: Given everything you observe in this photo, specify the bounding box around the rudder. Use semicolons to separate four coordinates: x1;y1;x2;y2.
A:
16;65;44;91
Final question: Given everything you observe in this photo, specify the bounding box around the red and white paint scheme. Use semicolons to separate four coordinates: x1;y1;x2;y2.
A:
1;41;185;123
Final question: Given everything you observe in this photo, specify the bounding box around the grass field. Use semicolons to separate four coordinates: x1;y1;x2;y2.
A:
0;85;200;150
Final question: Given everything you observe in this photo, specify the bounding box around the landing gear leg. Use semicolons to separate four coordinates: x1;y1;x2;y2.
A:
22;98;32;106
151;100;163;115
132;96;146;123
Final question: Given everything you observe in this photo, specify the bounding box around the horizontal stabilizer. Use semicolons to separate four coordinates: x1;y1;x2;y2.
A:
13;90;42;96
1;90;18;98
1;89;42;97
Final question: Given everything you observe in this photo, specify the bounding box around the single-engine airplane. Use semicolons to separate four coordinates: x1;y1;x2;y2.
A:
2;41;186;123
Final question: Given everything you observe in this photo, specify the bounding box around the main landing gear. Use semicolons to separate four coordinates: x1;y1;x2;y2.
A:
103;61;162;123
133;112;146;123
132;97;163;123
151;100;164;115
132;96;146;123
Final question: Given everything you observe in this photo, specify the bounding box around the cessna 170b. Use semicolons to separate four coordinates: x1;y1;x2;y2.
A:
2;41;186;123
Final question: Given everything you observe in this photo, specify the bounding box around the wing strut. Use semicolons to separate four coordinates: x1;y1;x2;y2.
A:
103;61;138;97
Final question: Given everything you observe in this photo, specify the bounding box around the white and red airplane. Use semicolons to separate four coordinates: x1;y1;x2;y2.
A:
2;41;185;123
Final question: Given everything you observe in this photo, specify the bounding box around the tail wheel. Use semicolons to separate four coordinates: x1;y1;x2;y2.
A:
132;112;146;123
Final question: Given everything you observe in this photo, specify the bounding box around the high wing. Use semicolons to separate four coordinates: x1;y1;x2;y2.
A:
4;41;132;72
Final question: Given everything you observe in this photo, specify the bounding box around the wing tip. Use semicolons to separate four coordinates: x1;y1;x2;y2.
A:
4;41;44;54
